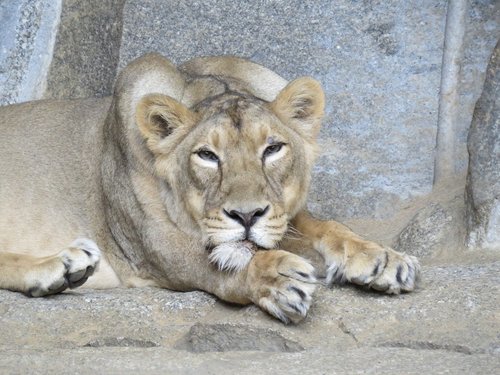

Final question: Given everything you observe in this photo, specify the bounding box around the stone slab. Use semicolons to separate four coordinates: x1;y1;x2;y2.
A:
0;256;498;373
456;0;500;174
0;347;497;375
393;193;467;258
466;39;500;250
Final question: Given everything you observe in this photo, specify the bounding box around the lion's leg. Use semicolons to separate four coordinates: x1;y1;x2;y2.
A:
0;238;100;297
154;241;317;324
202;249;317;324
290;210;420;294
243;249;317;324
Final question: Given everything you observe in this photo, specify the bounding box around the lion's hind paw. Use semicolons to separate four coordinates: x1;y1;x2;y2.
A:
27;238;101;297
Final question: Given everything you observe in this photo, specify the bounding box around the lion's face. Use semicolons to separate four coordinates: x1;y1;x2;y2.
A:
136;77;324;249
185;97;307;249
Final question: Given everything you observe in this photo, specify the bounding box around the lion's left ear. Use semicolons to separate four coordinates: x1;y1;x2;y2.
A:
270;77;325;139
136;93;198;153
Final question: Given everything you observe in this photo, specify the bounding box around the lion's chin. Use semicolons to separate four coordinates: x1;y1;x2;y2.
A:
208;241;257;272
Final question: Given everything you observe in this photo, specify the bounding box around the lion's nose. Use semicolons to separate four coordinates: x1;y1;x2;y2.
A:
223;206;270;229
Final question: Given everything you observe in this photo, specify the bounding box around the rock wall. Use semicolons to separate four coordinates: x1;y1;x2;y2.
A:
119;0;446;220
0;0;498;254
466;40;500;251
43;0;125;100
0;0;61;105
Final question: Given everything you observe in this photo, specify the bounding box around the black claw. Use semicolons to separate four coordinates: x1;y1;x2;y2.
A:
68;269;86;282
49;279;69;294
289;286;306;300
396;265;404;284
383;252;389;271
84;265;95;278
287;302;303;315
330;267;345;284
69;277;88;289
371;259;382;277
67;266;94;289
274;310;290;325
296;271;309;279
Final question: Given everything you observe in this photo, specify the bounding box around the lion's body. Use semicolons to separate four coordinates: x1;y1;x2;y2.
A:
0;56;289;288
0;54;419;322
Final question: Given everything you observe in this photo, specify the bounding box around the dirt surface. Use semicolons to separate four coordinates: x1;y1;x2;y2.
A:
1;252;499;374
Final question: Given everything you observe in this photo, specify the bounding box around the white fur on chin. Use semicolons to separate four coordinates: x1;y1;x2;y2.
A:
208;241;256;272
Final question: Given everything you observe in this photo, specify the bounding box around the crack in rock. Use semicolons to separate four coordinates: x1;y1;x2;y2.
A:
338;319;359;345
176;323;304;353
379;341;476;355
84;337;159;348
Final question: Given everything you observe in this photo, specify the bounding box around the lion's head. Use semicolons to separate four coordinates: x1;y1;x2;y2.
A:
115;54;324;253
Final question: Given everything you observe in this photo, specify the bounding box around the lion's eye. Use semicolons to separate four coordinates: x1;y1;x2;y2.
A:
263;143;284;158
197;149;219;162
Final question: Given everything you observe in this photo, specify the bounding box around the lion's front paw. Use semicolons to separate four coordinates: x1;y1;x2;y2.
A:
26;238;101;297
247;250;317;324
326;243;420;294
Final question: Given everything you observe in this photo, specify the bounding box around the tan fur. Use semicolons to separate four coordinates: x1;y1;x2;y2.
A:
0;53;419;323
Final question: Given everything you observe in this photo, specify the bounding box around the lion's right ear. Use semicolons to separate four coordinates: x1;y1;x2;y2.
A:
136;94;198;152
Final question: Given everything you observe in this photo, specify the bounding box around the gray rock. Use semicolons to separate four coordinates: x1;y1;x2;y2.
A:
393;195;466;258
43;0;125;100
178;323;303;353
0;256;499;374
118;0;446;220
394;203;453;258
84;337;158;348
466;40;500;251
0;0;61;105
455;0;500;174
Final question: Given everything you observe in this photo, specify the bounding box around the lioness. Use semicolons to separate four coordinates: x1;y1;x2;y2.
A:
0;54;419;323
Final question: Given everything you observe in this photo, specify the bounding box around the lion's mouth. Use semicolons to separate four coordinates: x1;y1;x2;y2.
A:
205;239;265;253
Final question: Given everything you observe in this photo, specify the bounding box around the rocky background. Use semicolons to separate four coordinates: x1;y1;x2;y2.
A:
0;1;499;373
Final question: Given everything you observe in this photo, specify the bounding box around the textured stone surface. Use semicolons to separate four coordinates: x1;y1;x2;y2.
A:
394;203;454;258
0;256;499;373
43;0;125;100
393;194;466;258
456;0;500;173
0;0;61;105
118;0;447;220
466;40;500;251
178;323;304;353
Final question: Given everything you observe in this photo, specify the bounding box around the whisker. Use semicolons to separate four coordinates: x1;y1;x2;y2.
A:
205;225;234;230
286;224;304;237
282;234;302;241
